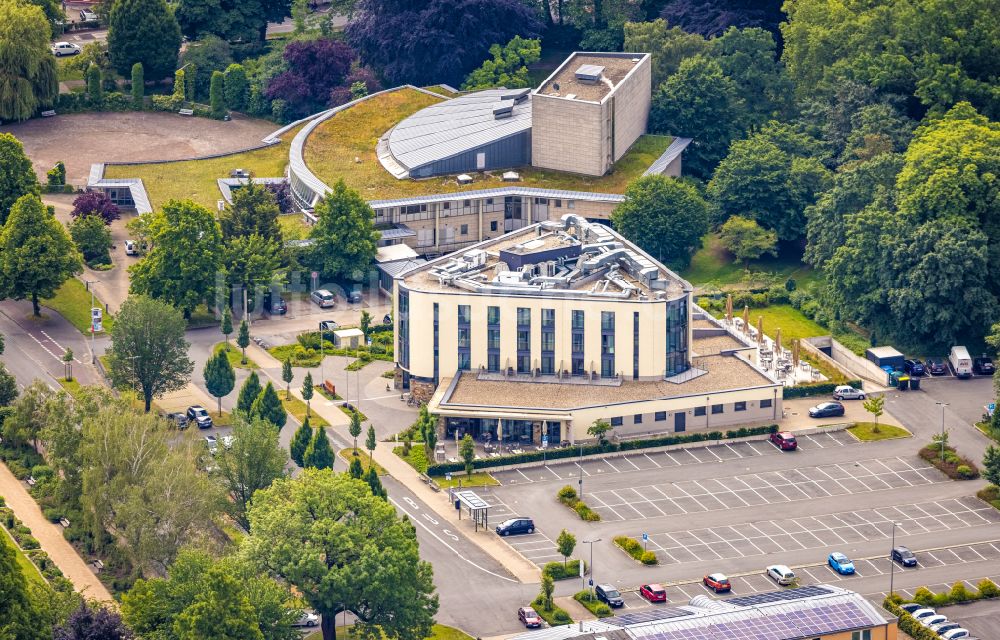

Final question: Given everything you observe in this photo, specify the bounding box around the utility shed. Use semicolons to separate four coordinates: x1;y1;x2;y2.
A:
866;346;905;369
333;328;365;349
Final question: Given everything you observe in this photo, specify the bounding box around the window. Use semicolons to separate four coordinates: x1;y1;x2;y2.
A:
490;221;498;231
711;404;724;414
610;417;623;427
851;631;872;640
460;224;468;235
633;414;642;424
567;200;575;209
488;328;500;349
572;357;584;376
572;333;584;352
572;310;585;330
487;353;500;372
517;307;530;326
694;406;706;416
487;306;500;325
541;332;555;351
541;355;554;375
655;411;666;421
442;202;450;210
735;401;747;411
457;327;470;348
517;330;530;351
517;354;530;373
761;398;773;408
534;197;548;205
542;308;555;328
486;198;493;205
554;199;562;208
601;311;615;331
457;305;471;324
457;304;470;372
463;199;471;207
458;352;470;370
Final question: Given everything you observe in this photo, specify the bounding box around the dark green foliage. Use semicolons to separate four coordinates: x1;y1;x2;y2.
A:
0;531;48;640
304;426;334;470
783;381;864;399
984;445;1000;487
348;455;363;479
290;417;312;467
223;64;248;111
236;371;262;415
209;70;225;118
307;180;379;282
69;214;113;266
237;320;250;363
611;175;708;269
220;179;282;243
107;0;181;81
184;63;197;102
250;382;286;429
0;2;58;122
46;161;66;187
130;63;144;107
86;63;103;104
0;133;41;226
462;36;540;90
180;36;233;100
365;466;386;499
203;350;235;414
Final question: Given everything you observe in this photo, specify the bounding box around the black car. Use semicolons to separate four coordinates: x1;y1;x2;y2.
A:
904;359;925;376
186;405;213;429
808;401;845;418
925;358;947;375
495;518;534;536
974;356;995;375
892;546;917;567
595;584;624;608
264;292;287;315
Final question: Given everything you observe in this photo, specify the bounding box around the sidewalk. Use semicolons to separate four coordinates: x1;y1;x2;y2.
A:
0;462;113;602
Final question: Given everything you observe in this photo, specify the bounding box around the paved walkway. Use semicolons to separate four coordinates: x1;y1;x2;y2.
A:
0;462;113;602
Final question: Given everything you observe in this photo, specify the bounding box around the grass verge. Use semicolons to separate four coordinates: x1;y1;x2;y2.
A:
339;405;368;421
0;524;48;589
56;377;84;398
531;597;572;626
975;421;1000;442
435;472;498;489
281;392;328;428
847;422;911;441
978;485;1000;511
574;590;614;617
213;341;258;369
338;448;386;475
41;278;114;335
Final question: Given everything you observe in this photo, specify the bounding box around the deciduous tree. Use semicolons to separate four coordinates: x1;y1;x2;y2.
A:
462;36;541;91
129;199;224;319
204;350;235;415
69;214;113;266
225;234;284;307
306;181;379;283
244;470;438;640
221;306;233;348
237;319;250;365
0;195;82;316
556;529;576;567
107;295;193;412
610;175;708;269
0;2;58;122
107;0;181;81
459;434;475;476
348;409;362;451
624;19;708;88
0;134;40;225
215;413;287;530
220;179;282;243
70;191;121;224
0;532;48;640
281;358;293;397
587;419;611;444
718;216;777;266
365;424;376;465
54;602;134;640
301;372;313;416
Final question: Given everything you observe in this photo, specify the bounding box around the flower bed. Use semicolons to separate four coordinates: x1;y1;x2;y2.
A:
918;443;979;479
557;486;600;521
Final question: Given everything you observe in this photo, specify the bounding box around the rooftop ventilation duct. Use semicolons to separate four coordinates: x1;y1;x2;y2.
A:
456;174;473;185
501;88;530;103
492;100;514;119
575;64;604;84
502;171;520;182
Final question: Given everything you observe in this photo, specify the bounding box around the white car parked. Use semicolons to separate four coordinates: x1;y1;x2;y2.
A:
51;42;81;56
292;612;319;627
919;614;947;628
766;565;795;585
832;385;866;400
940;629;971;640
79;8;98;21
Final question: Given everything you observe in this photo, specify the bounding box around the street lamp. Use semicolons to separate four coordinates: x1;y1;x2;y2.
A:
83;279;99;364
581;538;601;595
936;402;949;462
578;441;585;498
889;521;901;597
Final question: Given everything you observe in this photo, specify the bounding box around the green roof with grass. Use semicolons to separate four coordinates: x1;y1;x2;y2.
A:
302;87;672;201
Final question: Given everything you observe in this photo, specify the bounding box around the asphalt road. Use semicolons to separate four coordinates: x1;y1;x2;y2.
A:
0;300;99;389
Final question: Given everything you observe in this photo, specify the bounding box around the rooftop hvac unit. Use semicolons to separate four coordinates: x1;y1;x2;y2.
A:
456;174;473;185
502;171;520;182
574;64;604;83
492;100;514;119
501;88;530;103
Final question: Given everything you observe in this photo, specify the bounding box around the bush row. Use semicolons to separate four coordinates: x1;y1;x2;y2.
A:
425;425;779;476
884;580;1000;639
613;535;657;565
556;486;601;521
782;380;863;399
919;444;979;479
542;559;586;581
574;591;613;617
531;596;571;626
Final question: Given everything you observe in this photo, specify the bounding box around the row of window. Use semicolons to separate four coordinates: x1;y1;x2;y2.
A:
608;399;773;426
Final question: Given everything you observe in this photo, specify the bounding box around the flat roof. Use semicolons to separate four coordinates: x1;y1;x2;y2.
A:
439;354;777;411
386;89;531;174
536;53;648;103
376;244;420;263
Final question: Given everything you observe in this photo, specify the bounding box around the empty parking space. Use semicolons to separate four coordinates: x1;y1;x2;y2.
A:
644;497;1000;566
482;493;563;566
584;456;945;522
491;431;858;486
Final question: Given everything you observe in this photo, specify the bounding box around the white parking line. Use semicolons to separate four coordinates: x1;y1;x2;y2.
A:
723;443;744;458
643;453;662;468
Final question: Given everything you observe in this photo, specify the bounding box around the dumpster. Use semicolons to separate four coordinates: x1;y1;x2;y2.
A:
897;375;910;391
889;370;902;387
909;376;921;390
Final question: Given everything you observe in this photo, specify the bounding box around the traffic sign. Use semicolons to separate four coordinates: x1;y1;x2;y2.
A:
642;533;648;542
445;473;452;481
588;578;593;586
542;435;549;446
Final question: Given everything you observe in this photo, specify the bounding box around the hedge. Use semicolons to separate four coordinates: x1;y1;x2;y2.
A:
531;596;572;626
783;380;864;399
614;535;657;565
556;486;601;521
574;591;613;617
425;424;779;476
543;559;586;581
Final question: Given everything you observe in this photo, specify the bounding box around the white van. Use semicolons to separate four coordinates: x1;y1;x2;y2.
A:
949;346;972;378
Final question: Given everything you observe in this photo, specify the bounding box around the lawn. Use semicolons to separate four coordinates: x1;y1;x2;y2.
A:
744;304;828;345
339;405;368;422
683;233;820;289
303;87;670;200
41;278;114;335
57;377;84;398
104;129;299;211
848;422;911;441
269;344;322;367
213;341;257;369
278;214;310;241
436;472;498;488
338;448;387;476
974;421;1000;442
281;392;329;428
423;85;460;97
0;526;48;590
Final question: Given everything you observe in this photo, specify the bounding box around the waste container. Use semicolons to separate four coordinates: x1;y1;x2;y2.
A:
454;499;461;510
909;376;921;390
888;370;901;387
897;375;910;391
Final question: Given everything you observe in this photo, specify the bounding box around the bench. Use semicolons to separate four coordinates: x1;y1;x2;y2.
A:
324;380;336;396
26;476;36;487
59;517;71;528
91;559;104;572
41;110;56;117
178;108;194;116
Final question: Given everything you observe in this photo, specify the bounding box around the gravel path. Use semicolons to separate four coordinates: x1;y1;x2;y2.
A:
0;461;113;602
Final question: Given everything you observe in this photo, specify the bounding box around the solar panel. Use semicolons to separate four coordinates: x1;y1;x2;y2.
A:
605;608;693;627
636;602;876;640
727;585;833;607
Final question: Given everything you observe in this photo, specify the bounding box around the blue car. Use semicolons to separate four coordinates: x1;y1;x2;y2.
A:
828;552;855;575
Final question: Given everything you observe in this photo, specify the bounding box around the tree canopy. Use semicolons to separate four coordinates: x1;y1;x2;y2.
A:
215;413;286;530
307;180;379;283
462;36;541;91
0;133;40;224
0;1;57;122
107;0;182;81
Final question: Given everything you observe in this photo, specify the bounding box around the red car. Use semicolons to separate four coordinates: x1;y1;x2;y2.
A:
639;583;667;603
703;573;732;593
769;431;798;450
518;607;542;628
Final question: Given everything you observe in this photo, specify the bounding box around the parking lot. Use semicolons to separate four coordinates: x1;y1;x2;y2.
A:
491;430;858;486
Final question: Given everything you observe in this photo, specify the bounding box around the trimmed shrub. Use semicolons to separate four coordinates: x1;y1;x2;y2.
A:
552;610;571;623
557;485;577;503
912;586;935;606
614;535;657;564
209;70;225;118
18;535;40;550
640;551;658;565
131;62;144;107
574;502;600;521
783;380;864;399
543;559;585;581
919;443;979;479
977;578;1000;598
950;581;973;603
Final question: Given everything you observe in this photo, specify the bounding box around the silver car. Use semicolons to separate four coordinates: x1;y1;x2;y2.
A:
51;42;81;56
832;385;866;400
310;289;336;308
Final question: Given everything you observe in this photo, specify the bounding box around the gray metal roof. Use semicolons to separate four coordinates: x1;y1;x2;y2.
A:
86;163;152;214
643;137;692;176
386;89;532;172
216;177;287;205
377;258;426;277
369;186;625;209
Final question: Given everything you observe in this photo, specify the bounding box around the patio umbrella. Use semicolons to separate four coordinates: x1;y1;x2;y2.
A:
756;316;763;344
793;339;800;366
742;306;750;335
775;328;782;356
725;294;733;324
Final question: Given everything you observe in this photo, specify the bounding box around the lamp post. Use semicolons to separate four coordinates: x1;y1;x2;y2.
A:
889;521;901;597
83;279;98;364
581;538;601;595
578;441;584;498
936;402;949;462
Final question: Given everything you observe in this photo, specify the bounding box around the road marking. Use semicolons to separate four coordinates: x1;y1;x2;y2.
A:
643;453;662;468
